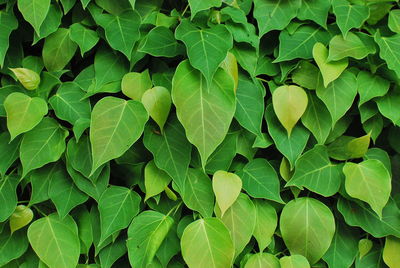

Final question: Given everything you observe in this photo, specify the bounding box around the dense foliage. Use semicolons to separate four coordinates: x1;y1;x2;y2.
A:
1;0;400;267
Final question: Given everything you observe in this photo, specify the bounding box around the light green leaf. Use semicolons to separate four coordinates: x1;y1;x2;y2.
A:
175;20;233;88
127;211;174;267
17;0;50;34
172;60;235;168
181;168;214;218
313;42;348;87
96;10;141;58
244;253;280;268
212;170;242;217
297;0;330;28
0;174;19;222
98;186;141;243
9;205;33;233
357;71;390;106
328;133;371;160
122;70;153;101
292;61;321;90
272;85;308;136
90;97;148;175
216;193;256;257
144;160;172;202
253;0;301;36
9;68;41;90
332;0;370;37
181;218;235;268
143;115;192;192
316;70;357;126
376;89;400;125
69;23;99;56
280;197;335;264
328;32;376;61
359;238;373;259
20;117;68;177
389;9;400;33
343;159;391;218
374;31;400;78
188;0;222;19
49;82;91;125
43;28;78;71
141;86;171;132
27;213;80;268
139;26;183;57
265;104;310;168
4;92;47;141
275;26;330;62
237;158;283;203
253;200;277;252
0;9;18;68
383;236;400;267
279;255;310;268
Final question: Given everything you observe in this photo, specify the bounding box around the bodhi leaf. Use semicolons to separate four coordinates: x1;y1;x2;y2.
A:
374;31;400;78
272;85;308;136
383;236;400;267
0;9;18;68
286;145;343;197
172;60;235;168
27;213;80;268
0;174;19;222
212;170;242;217
359;238;373;259
144;160;172;202
280;197;335;264
122;70;152;101
357;71;390;106
17;0;50;34
9;205;33;233
343;159;391;218
332;0;370;37
20;117;68;177
328;32;376;61
127;211;174;267
9;68;41;90
253;0;301;37
313;42;348;87
279;255;310;268
139;26;183;58
188;0;222;19
90;97;148;175
4;92;48;141
253;199;277;252
141;86;171;132
376;89;400;125
244;253;280;268
297;0;330;28
181;218;235;268
175;20;233;88
389;10;400;33
69;23;99;56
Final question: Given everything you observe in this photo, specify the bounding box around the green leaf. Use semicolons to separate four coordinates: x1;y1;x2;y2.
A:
0;9;18;67
96;10;141;58
98;186;141;243
144;160;172;202
172;60;235;168
327;133;371;160
127;210;174;267
20;117;68;177
328;32;376;61
274;26;330;62
0;133;21;177
237;158;283;203
73;207;93;255
332;0;370;37
389;9;400;33
28;213;80;268
42;28;77;71
4;92;48;141
90;97;148;175
33;4;63;43
17;0;50;34
49;82;91;125
359;238;373;259
279;255;310;268
144;116;191;192
297;0;330;28
141;86;171;132
292;61;321;90
265;104;310;168
253;0;301;36
0;174;19;222
188;0;222;19
383;236;400;267
0;226;28;266
313;42;348;87
181;168;214;218
286;145;343;197
343;159;391;218
272;85;308;136
212;170;242;217
139;26;183;57
69;23;99;56
316;70;357;126
374;31;400;78
122;70;153;101
280;197;335;264
244;253;280;268
181;218;235;268
9;68;41;90
252;200;277;252
175;20;233;88
9;205;33;233
376;89;400;125
357;71;390;106
355;244;386;267
99;237;126;268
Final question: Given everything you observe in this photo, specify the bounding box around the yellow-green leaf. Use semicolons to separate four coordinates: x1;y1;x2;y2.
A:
358;238;373;259
9;68;41;90
9;205;33;233
141;86;171;132
212;170;242;217
383;236;400;267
